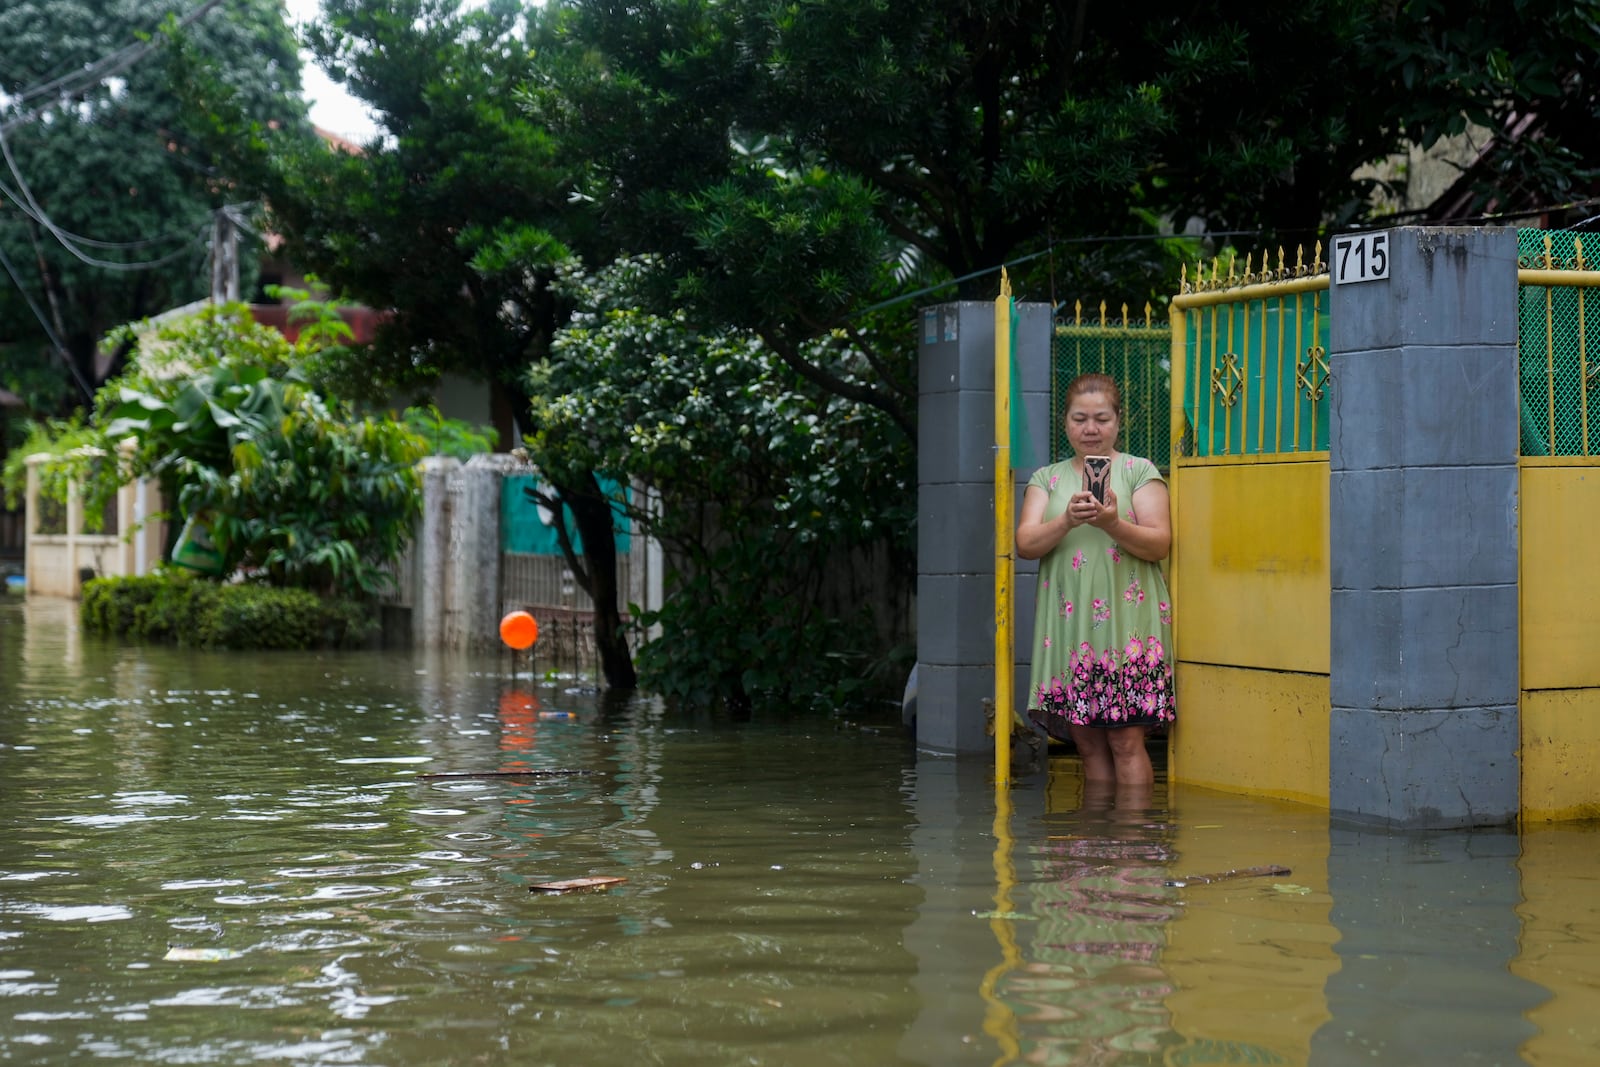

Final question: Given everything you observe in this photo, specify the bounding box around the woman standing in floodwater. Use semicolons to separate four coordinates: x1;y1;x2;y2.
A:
1016;373;1175;786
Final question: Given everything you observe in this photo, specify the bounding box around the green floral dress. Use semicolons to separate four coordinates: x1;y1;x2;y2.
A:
1026;453;1176;739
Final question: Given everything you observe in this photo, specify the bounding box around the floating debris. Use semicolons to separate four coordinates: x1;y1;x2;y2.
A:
417;769;598;780
1164;864;1291;888
972;910;1039;921
529;876;627;895
163;946;242;962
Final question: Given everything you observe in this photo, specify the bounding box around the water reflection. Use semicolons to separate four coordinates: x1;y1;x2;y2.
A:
6;595;1600;1065
1016;777;1179;1064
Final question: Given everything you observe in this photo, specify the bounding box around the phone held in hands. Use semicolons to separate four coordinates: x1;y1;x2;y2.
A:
1083;455;1112;504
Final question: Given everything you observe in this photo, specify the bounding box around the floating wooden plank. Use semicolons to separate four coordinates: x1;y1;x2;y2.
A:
163;946;242;962
1164;864;1291;888
416;769;597;780
529;876;627;895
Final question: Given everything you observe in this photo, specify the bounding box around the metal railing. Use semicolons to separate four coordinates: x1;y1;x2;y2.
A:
1171;245;1331;459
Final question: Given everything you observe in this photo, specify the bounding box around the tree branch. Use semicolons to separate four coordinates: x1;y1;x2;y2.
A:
759;329;914;440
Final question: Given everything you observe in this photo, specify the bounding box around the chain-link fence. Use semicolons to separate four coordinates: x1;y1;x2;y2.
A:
1051;301;1171;469
1519;228;1598;457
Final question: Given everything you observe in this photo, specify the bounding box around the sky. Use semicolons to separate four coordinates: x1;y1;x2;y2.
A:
282;0;379;142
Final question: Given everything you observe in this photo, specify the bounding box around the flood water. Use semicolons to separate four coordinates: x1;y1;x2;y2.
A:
2;595;1599;1066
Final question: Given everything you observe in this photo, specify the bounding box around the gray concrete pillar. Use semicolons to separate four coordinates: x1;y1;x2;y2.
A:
1328;226;1520;827
915;300;1053;755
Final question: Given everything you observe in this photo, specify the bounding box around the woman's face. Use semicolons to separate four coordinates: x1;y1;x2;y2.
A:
1066;389;1119;456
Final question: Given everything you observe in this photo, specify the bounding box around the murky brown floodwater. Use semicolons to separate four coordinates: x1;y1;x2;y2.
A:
2;593;1599;1066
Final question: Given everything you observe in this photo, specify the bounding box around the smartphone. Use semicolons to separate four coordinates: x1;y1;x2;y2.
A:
1083;455;1112;504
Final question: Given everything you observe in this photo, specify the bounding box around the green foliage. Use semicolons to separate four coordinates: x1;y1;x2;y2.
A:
1;414;98;513
0;0;309;407
94;304;428;598
400;406;498;460
81;572;374;650
529;256;912;709
21;302;428;600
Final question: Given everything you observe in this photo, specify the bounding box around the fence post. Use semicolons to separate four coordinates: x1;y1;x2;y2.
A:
1328;225;1520;828
445;453;520;651
414;456;460;649
23;455;40;595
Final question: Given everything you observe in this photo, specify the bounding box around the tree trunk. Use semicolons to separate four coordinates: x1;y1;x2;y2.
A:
553;473;638;690
501;377;637;690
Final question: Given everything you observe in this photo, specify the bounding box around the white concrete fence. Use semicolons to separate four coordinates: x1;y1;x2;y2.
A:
21;450;661;658
22;450;166;598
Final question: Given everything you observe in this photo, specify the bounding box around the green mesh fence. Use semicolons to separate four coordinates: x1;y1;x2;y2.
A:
1518;228;1597;457
1051;312;1172;469
1182;289;1330;456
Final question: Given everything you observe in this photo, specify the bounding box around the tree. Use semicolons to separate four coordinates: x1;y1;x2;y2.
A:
527;257;913;711
186;0;640;687
0;0;308;411
549;0;1600;323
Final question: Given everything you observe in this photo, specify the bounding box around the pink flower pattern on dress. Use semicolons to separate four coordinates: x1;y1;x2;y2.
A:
1032;635;1175;729
1071;550;1085;570
1048;474;1061;491
1107;546;1122;563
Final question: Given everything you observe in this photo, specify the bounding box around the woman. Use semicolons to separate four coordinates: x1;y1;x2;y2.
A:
1016;373;1175;785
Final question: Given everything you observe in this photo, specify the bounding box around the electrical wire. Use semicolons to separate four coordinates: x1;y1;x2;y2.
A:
0;0;226;135
0;239;96;401
0;178;200;251
0;120;206;271
851;198;1600;320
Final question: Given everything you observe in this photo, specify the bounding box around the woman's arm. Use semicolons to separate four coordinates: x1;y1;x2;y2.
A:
1017;482;1092;560
1086;479;1171;562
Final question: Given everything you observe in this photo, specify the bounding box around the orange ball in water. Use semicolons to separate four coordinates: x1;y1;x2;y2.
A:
499;610;539;650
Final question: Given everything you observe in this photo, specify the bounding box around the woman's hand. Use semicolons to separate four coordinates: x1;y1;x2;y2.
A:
1085;487;1119;530
1064;489;1099;528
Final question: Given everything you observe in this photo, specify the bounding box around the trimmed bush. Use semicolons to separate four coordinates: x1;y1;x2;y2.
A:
80;572;376;651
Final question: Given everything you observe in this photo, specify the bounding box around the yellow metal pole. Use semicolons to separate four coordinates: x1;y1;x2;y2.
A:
1167;302;1187;782
993;270;1014;788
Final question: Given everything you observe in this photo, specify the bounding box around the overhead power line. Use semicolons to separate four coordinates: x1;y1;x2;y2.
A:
0;120;206;271
0;0;227;136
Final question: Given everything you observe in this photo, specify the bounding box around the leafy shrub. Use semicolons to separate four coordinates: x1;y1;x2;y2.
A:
81;573;375;650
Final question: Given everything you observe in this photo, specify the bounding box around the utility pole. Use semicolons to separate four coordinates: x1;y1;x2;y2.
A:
209;207;239;303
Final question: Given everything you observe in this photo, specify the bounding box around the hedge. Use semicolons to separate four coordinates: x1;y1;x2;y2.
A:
80;572;376;651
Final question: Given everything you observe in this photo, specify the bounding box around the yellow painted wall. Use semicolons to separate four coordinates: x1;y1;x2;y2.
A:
1172;457;1329;674
1170;663;1330;807
1169;457;1330;806
1520;461;1600;823
1521;689;1600;822
1521;462;1600;690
